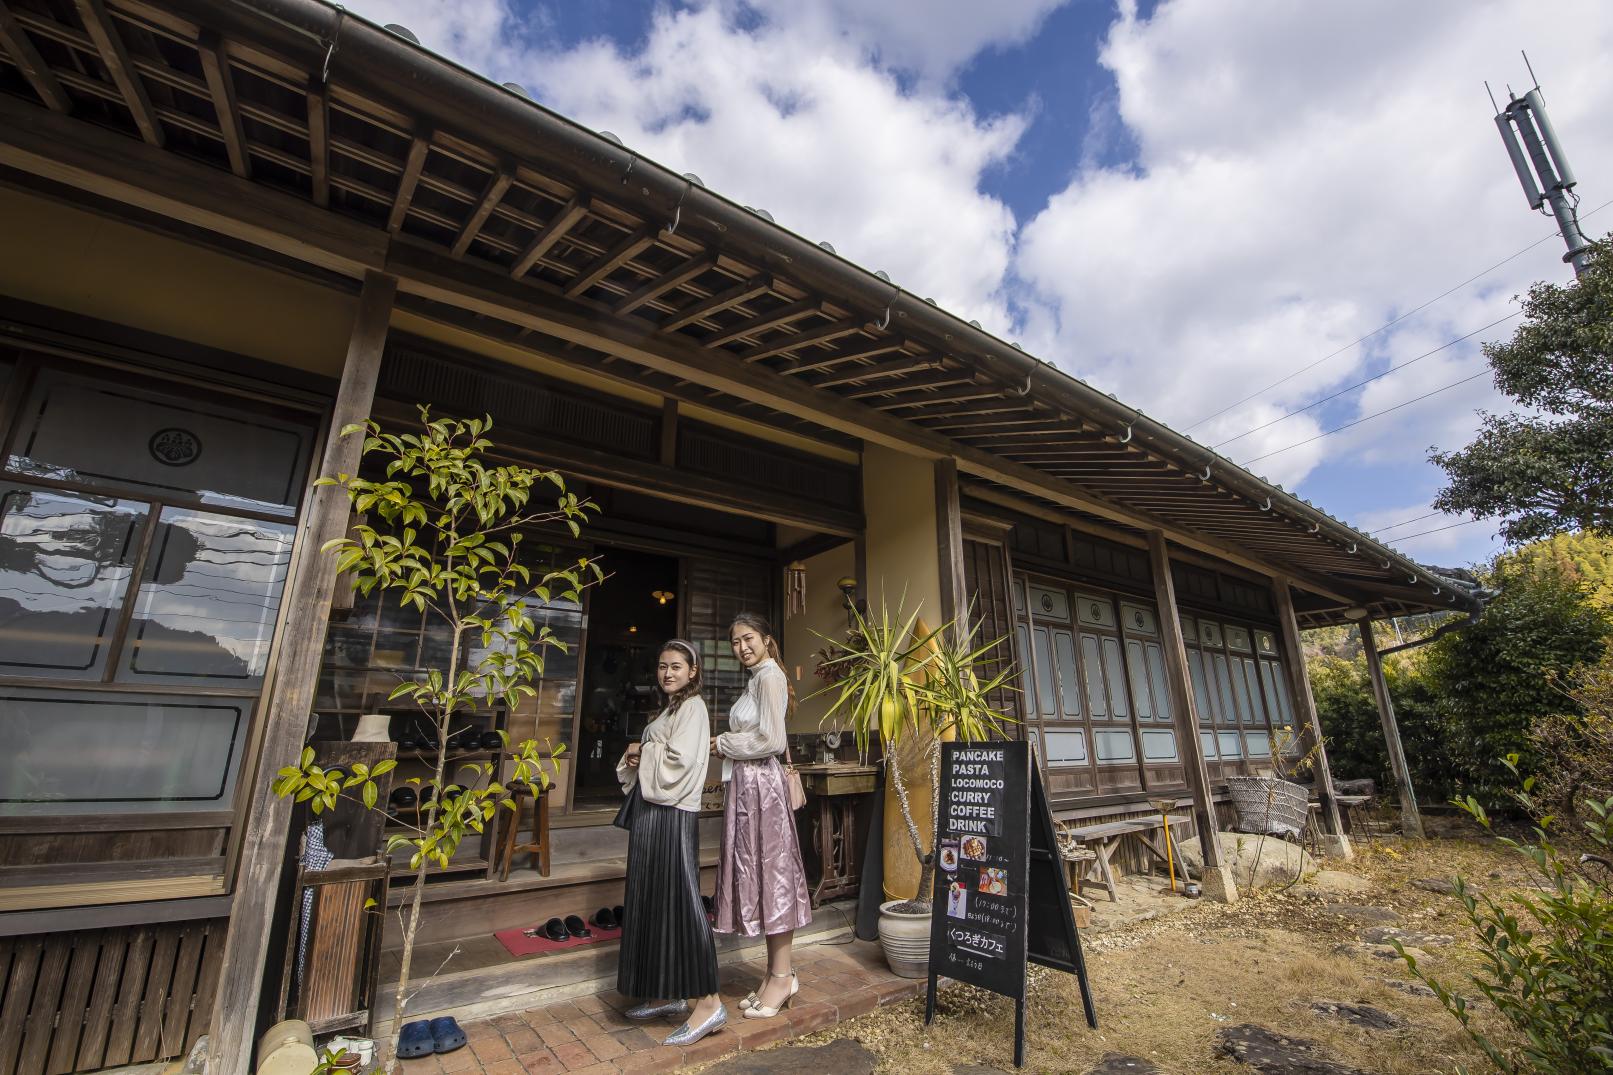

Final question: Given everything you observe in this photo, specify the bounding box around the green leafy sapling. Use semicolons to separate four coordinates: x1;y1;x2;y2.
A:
272;407;599;1070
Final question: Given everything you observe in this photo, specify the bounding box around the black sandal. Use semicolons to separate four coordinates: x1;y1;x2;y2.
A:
564;914;592;938
590;907;617;930
542;917;568;941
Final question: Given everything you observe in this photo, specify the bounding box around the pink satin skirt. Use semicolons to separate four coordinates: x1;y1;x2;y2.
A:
712;757;813;937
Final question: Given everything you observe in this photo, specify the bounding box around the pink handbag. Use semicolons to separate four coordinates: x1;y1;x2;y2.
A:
783;742;807;812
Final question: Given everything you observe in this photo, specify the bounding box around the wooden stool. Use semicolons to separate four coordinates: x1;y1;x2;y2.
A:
496;784;550;880
1062;847;1096;898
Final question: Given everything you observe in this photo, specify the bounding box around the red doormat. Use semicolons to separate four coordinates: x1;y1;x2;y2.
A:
496;922;624;958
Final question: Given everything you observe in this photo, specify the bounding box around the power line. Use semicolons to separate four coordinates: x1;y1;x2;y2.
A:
1240;368;1491;467
1213;311;1520;449
1372;509;1445;534
1184;195;1613;433
1390;517;1491;543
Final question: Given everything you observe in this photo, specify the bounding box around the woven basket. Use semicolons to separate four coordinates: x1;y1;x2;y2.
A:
1226;776;1309;839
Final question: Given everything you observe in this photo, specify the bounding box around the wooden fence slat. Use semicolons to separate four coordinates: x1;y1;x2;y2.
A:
132;926;180;1062
160;926;206;1060
103;927;153;1068
75;927;127;1072
46;931;103;1075
17;934;72;1075
185;923;223;1054
0;936;44;1075
0;938;14;1013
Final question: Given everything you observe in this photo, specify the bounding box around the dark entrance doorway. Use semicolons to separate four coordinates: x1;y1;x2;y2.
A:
572;545;680;808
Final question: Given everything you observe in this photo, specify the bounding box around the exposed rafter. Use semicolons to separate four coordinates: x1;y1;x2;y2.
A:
450;167;513;257
0;2;71;112
657;273;772;333
564;225;655;298
73;0;162;146
196;29;248;178
700;297;823;349
614;254;715;316
386;130;431;233
511;191;591;278
737;316;869;363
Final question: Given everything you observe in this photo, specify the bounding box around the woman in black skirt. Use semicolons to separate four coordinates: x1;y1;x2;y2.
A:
614;640;725;1045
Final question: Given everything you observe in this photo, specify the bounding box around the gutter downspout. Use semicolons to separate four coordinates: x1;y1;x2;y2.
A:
182;0;1471;609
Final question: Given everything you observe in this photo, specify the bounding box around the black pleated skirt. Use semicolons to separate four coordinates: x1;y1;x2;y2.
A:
618;798;719;1000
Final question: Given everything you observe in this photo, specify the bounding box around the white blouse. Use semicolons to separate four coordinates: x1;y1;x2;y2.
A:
716;658;790;780
616;695;710;812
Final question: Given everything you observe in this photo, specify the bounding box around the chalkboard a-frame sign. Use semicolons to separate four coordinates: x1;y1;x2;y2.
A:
923;740;1097;1067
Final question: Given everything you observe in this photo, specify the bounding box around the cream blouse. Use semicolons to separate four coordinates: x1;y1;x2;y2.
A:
616;695;711;812
715;658;790;780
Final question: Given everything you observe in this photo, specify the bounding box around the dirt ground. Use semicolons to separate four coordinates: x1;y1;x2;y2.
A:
781;825;1535;1074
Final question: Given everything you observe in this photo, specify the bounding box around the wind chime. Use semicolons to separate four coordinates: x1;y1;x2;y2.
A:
786;560;807;616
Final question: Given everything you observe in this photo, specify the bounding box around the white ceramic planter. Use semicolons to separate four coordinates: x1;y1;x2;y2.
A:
877;899;933;978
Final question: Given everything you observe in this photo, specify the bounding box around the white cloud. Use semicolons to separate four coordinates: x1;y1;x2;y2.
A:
742;0;1070;83
1016;0;1613;498
345;0;1031;330
346;0;1613;564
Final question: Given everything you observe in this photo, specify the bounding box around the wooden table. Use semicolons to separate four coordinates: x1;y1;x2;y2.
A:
795;763;877;907
1063;814;1191;902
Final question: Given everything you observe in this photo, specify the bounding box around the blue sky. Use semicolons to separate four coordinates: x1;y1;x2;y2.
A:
350;0;1613;569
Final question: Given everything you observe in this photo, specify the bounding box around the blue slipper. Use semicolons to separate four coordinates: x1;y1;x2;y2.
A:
396;1020;434;1059
430;1016;467;1054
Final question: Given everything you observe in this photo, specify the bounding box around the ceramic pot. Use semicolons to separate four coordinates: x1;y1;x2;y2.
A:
877;899;932;979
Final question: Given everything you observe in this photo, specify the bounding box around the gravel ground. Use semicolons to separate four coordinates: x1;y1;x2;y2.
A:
740;828;1532;1074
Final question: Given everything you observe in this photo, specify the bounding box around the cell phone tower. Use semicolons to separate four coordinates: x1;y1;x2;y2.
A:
1490;56;1592;277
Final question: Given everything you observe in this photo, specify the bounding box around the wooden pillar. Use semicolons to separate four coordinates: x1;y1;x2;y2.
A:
659;396;678;466
207;271;397;1075
1359;620;1424;838
935;458;968;637
1146;532;1237;902
1271;576;1352;859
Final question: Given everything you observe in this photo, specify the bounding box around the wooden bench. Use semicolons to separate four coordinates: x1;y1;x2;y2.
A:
1063;814;1192;902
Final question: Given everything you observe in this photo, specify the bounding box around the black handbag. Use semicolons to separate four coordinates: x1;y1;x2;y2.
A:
612;781;641;830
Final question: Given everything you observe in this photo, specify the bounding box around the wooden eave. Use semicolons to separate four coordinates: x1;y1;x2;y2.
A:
0;0;1479;623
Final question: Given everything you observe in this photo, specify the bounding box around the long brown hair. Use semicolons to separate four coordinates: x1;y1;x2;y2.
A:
658;639;704;713
729;612;794;717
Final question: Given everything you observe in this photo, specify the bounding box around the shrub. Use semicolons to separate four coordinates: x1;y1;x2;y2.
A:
1425;560;1611;807
1531;649;1613;826
1396;756;1613;1074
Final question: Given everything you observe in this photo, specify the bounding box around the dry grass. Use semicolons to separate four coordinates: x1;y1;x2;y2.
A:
773;830;1530;1074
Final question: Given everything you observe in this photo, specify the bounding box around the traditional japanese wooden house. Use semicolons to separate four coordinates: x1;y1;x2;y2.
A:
0;1;1483;1071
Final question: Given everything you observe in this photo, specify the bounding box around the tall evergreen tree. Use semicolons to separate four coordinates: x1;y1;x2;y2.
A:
1432;234;1613;543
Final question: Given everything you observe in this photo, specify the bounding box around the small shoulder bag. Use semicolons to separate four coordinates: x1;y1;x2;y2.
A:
782;742;807;812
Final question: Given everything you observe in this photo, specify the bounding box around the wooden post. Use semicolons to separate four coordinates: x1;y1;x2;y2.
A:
1359;620;1424;839
659;397;678;466
206;271;397;1075
1146;532;1237;903
1271;576;1351;859
935;458;968;638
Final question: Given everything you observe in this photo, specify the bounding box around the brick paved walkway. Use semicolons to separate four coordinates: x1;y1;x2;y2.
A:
397;940;920;1074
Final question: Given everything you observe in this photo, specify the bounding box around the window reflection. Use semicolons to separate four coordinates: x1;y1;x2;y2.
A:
120;508;294;685
0;485;146;679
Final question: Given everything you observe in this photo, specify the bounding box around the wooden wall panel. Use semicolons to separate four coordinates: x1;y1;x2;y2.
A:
0;830;227;868
0;919;222;1075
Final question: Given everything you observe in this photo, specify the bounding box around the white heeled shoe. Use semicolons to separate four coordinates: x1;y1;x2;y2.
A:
741;971;798;1019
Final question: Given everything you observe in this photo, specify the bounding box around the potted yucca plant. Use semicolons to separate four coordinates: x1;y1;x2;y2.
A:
812;600;1014;976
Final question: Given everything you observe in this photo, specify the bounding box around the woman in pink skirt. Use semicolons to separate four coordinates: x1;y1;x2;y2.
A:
711;612;813;1019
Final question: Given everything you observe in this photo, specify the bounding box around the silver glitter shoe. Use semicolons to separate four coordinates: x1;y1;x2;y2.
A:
624;998;689;1022
663;1004;727;1046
